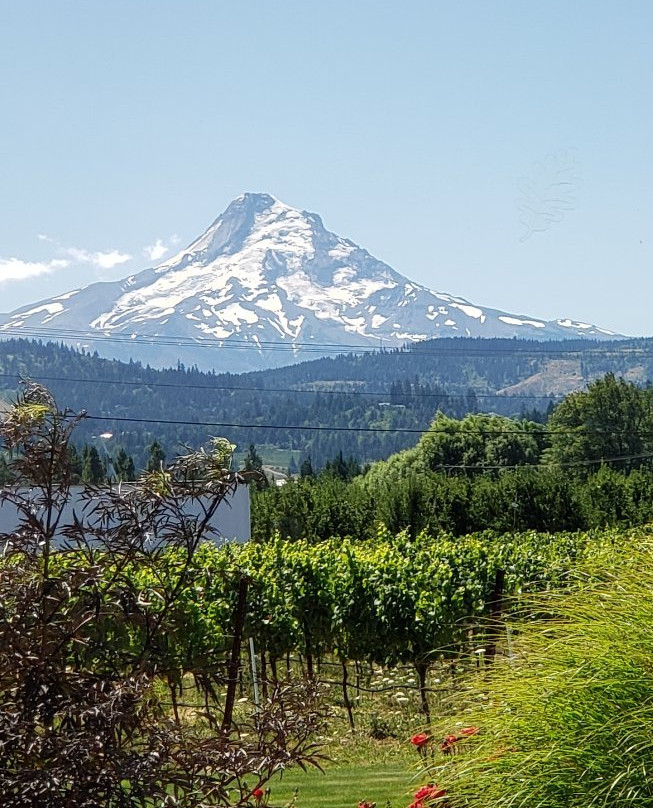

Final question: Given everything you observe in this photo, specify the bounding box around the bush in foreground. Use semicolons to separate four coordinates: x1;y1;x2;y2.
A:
0;383;324;808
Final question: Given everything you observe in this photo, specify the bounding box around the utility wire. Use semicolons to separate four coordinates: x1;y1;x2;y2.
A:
0;371;565;402
84;412;653;438
1;325;651;357
83;414;458;434
431;451;653;471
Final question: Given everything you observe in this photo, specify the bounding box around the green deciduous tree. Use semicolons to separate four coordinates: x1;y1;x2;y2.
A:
546;373;653;469
419;412;544;471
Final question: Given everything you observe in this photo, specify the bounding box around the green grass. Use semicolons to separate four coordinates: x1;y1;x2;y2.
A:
268;762;416;808
233;443;300;469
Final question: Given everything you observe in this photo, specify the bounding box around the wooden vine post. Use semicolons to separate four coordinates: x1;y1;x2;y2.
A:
485;568;505;664
222;574;250;733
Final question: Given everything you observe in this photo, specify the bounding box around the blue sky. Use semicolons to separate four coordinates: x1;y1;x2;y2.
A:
1;0;651;335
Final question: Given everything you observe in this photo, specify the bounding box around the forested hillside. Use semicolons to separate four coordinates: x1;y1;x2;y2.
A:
252;375;653;540
0;336;650;469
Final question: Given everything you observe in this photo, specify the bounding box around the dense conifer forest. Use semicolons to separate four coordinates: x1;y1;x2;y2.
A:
0;336;650;470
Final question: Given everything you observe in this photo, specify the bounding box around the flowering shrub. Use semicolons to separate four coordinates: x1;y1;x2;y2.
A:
0;385;327;808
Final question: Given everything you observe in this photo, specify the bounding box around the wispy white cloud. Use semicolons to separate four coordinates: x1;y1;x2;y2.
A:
36;234;133;271
143;235;181;262
143;239;169;261
0;257;70;283
63;246;132;270
2;229;176;288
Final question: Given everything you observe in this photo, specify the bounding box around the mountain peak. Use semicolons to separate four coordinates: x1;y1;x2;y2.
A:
153;193;286;270
0;196;623;372
156;192;311;269
232;191;283;208
219;192;286;222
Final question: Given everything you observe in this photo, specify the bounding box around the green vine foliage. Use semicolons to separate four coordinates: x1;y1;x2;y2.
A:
141;527;622;675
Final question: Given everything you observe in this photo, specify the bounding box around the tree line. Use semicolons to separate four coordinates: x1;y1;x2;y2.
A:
252;374;653;540
0;336;651;469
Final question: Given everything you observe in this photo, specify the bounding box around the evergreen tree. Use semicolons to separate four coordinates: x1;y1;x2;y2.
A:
323;451;361;481
68;444;83;482
113;447;136;481
242;443;263;473
242;443;268;489
146;440;166;472
81;445;105;484
0;454;12;484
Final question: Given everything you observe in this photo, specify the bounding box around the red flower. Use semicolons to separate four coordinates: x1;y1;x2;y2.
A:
440;733;459;753
414;784;448;801
410;732;430;748
357;802;376;808
252;788;264;802
460;726;479;737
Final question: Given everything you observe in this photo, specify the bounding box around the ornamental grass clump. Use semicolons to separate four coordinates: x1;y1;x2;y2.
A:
430;535;653;808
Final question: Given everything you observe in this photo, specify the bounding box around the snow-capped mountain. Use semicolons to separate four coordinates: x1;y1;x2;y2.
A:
0;193;621;372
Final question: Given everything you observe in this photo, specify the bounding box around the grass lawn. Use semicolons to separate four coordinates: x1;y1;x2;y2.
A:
267;762;417;808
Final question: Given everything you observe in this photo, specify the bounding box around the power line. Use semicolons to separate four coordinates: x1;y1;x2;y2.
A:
1;325;651;358
84;412;653;438
84;414;440;434
80;412;653;470
0;371;565;402
431;451;653;471
5;326;396;353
